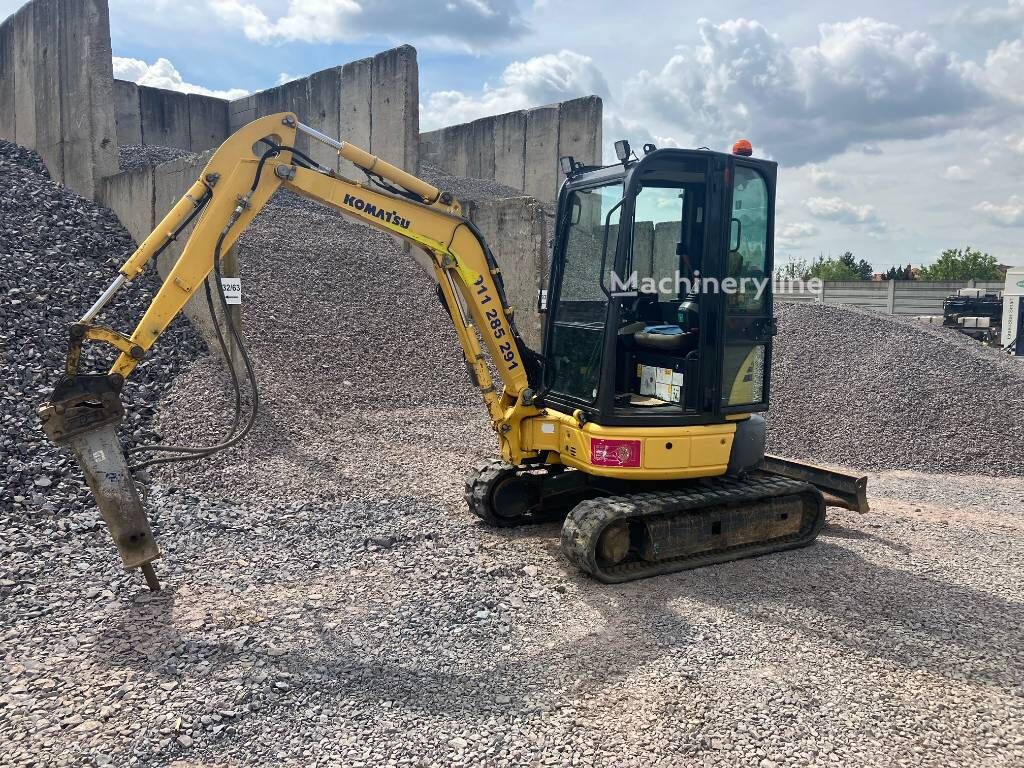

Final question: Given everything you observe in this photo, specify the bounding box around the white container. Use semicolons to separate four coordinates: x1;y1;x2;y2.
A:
959;316;991;329
1002;267;1024;349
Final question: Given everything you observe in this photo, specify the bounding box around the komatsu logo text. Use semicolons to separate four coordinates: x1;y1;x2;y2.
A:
342;194;410;229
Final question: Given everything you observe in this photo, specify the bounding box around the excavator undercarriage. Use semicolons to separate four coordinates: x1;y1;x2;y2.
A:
466;455;865;582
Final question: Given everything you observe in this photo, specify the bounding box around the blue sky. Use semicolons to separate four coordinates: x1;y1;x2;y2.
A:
3;0;1024;269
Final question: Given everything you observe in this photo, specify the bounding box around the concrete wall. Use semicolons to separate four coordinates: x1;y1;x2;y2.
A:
419;96;602;204
776;279;1006;314
228;45;419;174
0;0;118;198
113;79;229;152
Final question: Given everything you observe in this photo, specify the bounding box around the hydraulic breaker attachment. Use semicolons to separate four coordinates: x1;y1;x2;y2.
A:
759;454;869;513
37;374;161;590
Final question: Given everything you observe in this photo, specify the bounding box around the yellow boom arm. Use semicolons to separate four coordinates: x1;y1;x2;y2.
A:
76;113;539;452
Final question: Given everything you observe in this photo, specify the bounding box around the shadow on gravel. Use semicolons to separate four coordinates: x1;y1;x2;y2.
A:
678;541;1023;689
821;522;913;554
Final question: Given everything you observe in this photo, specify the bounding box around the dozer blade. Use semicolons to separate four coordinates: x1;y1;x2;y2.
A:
38;374;161;590
560;474;826;583
759;454;869;513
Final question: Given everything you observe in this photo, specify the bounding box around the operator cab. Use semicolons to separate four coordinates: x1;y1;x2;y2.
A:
542;141;777;427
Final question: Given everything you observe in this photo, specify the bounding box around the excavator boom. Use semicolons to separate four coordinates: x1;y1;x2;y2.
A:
38;113;543;587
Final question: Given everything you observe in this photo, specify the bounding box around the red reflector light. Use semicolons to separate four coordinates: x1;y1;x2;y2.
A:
591;438;642;468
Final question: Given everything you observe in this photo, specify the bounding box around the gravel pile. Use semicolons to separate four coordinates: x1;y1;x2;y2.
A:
153;190;484;503
0;140;201;521
119;144;196;172
768;301;1024;476
419;162;525;202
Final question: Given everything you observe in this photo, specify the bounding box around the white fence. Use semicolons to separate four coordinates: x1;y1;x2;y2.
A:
775;280;1004;315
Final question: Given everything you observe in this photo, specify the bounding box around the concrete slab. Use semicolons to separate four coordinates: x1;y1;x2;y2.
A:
12;4;36;148
59;0;117;198
439;123;472;178
140;86;190;149
557;96;603;167
467;196;548;350
524;104;560;202
31;0;63;185
0;18;16;141
634;221;655;281
653;221;680;299
472;118;495;180
369;45;418;170
492;110;526;191
187;93;229;152
228;95;255;132
303;67;342;170
114;79;142;145
98;166;154;245
339;55;372;177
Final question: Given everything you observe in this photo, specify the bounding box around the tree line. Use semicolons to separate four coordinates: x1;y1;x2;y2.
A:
778;247;1005;282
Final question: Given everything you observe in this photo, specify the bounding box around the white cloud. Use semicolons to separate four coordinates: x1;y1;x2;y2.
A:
805;196;886;231
1008;134;1024;155
209;0;527;48
627;17;993;165
112;56;248;99
974;195;1024;225
779;222;818;239
277;72;304;85
809;164;842;190
983;38;1024;100
943;164;974;180
421;50;609;129
953;0;1024;27
776;221;818;248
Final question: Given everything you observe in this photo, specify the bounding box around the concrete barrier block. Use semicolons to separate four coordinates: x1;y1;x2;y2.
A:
339;55;372;176
13;4;37;148
524;104;560;202
369;45;418;170
59;0;117;198
472;118;495;180
31;0;64;185
98;166;154;245
228;94;255;131
418;129;442;169
140;86;191;149
304;66;342;170
557;96;602;167
652;221;680;296
186;93;229;152
0;18;16;141
114;79;142;145
467;196;548;349
492;110;526;190
439;123;472;177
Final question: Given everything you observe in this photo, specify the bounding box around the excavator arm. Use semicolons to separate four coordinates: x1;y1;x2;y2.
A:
37;113;542;587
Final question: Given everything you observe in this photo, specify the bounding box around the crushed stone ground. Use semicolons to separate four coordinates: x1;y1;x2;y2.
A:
2;142;1022;767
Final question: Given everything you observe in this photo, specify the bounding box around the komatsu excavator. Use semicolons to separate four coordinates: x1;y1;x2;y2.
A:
38;114;867;590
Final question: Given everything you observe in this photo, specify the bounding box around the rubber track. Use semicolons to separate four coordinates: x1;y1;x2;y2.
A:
560;474;826;583
464;458;526;527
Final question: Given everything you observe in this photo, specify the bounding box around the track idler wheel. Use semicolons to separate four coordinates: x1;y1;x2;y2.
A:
464;459;543;527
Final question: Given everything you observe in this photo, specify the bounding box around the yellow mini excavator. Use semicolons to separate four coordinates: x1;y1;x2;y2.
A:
38;114;867;590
